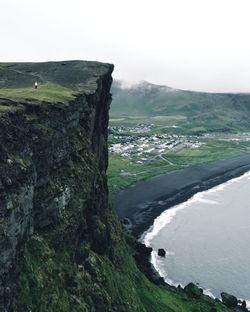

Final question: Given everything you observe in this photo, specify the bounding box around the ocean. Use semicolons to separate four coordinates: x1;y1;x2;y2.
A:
143;170;250;303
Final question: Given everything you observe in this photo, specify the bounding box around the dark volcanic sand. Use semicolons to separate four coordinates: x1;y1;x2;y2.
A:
113;154;250;237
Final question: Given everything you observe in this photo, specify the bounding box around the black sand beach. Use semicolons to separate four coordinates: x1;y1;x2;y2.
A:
113;154;250;237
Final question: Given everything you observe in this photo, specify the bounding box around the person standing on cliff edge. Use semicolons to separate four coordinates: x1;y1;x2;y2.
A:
34;81;38;89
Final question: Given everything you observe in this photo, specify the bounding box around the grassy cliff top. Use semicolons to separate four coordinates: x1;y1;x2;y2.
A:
0;60;113;104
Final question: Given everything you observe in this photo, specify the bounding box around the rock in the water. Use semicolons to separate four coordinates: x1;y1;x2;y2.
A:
242;300;247;308
158;248;166;257
184;282;203;299
221;292;238;308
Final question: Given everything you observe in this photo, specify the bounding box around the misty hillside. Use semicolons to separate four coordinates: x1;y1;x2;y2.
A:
111;80;250;132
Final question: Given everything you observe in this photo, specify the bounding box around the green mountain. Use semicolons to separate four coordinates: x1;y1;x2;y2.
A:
111;80;250;133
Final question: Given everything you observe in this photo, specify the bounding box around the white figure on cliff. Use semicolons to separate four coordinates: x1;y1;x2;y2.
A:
34;82;38;89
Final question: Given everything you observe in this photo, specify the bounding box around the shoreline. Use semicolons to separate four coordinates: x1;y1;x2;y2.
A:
142;170;250;306
113;154;250;310
113;154;250;238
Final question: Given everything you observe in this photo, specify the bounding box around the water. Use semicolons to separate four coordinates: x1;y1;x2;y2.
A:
143;170;250;302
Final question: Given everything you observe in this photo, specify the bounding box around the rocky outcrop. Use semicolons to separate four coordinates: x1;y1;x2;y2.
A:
0;61;113;310
184;282;203;299
221;292;238;308
158;248;166;257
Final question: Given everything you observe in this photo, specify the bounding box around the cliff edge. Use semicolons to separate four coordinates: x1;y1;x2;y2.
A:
0;61;114;310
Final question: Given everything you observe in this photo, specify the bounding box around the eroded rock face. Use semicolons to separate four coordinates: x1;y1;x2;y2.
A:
0;61;113;310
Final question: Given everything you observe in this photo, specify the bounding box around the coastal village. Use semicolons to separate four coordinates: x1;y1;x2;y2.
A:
108;124;204;163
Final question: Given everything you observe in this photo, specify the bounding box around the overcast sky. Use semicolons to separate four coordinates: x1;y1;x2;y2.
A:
1;0;250;92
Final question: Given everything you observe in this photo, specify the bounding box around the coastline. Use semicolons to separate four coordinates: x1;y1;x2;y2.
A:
113;154;250;238
113;154;250;310
142;170;250;305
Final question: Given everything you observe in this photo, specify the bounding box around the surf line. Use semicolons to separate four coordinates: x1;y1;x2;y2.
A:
140;170;250;303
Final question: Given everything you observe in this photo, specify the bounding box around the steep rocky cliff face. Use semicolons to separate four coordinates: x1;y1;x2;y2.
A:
0;61;236;312
0;61;115;310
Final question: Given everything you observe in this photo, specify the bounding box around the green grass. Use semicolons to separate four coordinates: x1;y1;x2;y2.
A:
0;82;76;103
108;154;182;193
16;225;233;312
0;62;14;69
166;139;247;164
136;280;232;312
109;115;186;128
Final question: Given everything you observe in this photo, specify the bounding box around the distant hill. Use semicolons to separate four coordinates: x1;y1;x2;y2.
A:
111;80;250;132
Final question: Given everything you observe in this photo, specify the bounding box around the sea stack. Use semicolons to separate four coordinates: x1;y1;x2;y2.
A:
158;248;166;257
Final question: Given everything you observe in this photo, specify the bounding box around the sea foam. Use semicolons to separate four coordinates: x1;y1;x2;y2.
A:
142;169;250;246
142;169;250;302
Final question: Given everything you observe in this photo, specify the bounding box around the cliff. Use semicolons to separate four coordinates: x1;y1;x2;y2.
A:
0;61;114;310
0;61;236;312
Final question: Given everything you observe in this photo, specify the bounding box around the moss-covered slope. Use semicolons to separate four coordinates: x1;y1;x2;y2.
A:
0;61;235;312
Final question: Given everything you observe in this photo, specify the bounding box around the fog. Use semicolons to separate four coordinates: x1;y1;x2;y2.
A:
1;0;250;92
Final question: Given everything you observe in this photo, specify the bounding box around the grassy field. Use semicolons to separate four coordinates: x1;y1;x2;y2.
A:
0;82;75;103
17;224;232;312
108;137;250;193
107;154;233;194
109;115;186;127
